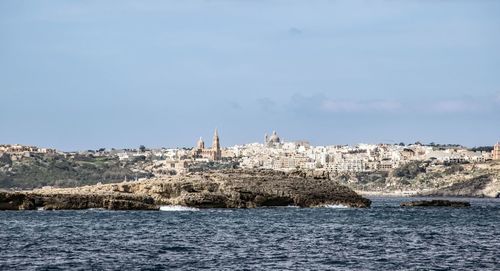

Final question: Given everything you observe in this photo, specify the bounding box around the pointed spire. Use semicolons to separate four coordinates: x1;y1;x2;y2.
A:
212;128;221;160
196;137;205;150
212;128;220;148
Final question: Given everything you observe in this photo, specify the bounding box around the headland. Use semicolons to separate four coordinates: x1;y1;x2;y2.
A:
0;169;371;210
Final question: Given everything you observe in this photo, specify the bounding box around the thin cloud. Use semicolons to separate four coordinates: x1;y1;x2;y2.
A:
256;97;276;112
228;101;241;110
287;93;402;114
321;99;401;112
430;99;483;113
289;27;303;36
288;93;498;115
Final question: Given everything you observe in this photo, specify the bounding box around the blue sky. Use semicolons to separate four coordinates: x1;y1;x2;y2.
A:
1;0;499;150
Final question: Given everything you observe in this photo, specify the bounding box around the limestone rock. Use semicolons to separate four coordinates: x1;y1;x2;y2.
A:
0;169;371;210
400;200;470;208
0;192;158;211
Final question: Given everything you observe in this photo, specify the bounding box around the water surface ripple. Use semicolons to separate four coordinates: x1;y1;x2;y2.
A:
1;197;498;270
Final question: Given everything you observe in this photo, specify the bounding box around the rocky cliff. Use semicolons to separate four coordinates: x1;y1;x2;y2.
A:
0;169;371;210
417;174;500;198
332;161;500;198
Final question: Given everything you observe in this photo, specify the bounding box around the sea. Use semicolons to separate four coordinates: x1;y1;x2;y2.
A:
0;197;498;270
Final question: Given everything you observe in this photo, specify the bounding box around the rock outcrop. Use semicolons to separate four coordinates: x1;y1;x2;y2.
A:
400;200;470;208
417;175;500;198
0;191;158;210
333;161;500;198
0;169;371;210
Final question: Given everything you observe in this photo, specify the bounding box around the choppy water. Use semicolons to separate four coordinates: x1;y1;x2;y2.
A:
1;197;499;270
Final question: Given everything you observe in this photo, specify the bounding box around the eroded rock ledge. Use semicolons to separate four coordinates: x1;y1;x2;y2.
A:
0;169;371;210
0;192;158;211
400;200;470;208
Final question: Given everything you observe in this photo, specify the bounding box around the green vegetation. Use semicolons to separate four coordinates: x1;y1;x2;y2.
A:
392;161;427;179
443;164;464;175
0;153;151;189
188;161;239;172
468;146;493;152
356;172;388;185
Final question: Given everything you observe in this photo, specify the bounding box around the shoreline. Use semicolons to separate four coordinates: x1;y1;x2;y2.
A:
0;169;372;210
355;190;500;199
355;190;418;197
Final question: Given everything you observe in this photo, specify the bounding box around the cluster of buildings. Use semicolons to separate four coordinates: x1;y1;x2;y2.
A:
0;144;57;161
192;129;222;161
2;134;499;176
228;132;498;173
108;129;224;175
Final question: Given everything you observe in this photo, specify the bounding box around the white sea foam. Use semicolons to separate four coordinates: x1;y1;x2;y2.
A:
324;204;349;209
37;207;44;211
160;205;199;212
87;208;105;211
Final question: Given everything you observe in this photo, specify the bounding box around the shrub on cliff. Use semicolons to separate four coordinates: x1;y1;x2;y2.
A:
0;153;12;166
393;161;426;179
443;164;464;175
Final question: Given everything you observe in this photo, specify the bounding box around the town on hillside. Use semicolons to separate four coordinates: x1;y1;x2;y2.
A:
1;129;499;180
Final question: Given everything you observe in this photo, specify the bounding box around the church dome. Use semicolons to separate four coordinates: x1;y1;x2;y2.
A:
268;131;280;143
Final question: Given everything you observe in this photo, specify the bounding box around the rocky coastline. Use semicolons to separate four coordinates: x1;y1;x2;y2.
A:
335;162;500;198
0;169;371;210
0;192;158;211
401;200;471;208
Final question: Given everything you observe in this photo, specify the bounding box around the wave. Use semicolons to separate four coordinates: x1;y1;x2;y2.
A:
323;204;349;209
159;205;199;212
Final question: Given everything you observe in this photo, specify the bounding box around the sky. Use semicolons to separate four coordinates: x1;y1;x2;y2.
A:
1;0;499;151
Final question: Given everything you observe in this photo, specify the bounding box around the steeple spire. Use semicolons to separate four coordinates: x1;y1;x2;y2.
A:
196;137;205;150
212;128;220;150
212;128;221;160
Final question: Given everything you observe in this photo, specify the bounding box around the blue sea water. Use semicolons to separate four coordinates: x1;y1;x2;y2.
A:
0;197;499;270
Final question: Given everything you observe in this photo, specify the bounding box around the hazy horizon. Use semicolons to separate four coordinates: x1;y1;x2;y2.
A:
1;1;499;150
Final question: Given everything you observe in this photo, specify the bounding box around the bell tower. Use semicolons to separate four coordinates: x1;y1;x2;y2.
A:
493;142;500;160
212;128;221;160
196;137;205;150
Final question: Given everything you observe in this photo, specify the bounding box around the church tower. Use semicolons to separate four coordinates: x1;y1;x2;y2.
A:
212;128;222;160
196;137;205;150
493;142;500;160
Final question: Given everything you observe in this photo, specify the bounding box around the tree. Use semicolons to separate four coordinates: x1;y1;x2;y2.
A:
139;145;146;152
393;161;426;178
469;146;493;152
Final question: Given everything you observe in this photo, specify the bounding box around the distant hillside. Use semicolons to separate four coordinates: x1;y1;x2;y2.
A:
2;150;499;198
0;153;152;189
337;161;500;198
